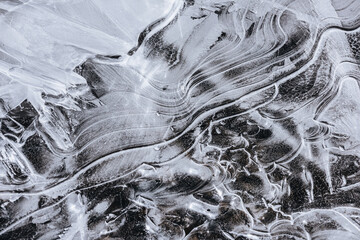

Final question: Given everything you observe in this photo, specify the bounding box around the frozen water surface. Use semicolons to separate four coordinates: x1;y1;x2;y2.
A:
1;0;360;239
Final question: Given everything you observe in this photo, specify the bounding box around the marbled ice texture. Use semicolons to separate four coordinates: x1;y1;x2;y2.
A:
1;0;360;239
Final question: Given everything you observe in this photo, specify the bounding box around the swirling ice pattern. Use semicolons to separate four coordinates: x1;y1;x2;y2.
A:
1;0;360;239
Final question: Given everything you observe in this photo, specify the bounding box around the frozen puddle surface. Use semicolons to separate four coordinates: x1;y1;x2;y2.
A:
1;0;360;239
